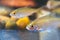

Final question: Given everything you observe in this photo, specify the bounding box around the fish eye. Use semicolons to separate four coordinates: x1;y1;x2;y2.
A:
31;25;33;27
14;13;15;15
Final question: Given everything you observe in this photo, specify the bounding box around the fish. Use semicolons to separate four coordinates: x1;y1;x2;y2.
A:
0;15;17;29
0;6;13;16
0;16;10;22
26;18;60;32
10;7;51;19
46;0;60;18
0;16;10;29
10;7;38;18
46;0;60;10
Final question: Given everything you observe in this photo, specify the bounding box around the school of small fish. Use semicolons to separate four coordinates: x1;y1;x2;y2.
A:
0;0;60;32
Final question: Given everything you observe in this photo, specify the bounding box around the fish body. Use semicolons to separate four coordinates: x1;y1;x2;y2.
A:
10;7;37;18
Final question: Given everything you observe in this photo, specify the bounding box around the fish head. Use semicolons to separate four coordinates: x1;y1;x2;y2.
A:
26;20;43;31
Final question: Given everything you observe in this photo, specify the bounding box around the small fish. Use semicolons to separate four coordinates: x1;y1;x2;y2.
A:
46;1;60;10
0;16;10;22
0;6;13;16
26;17;60;32
0;16;10;29
10;7;38;18
10;7;52;19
